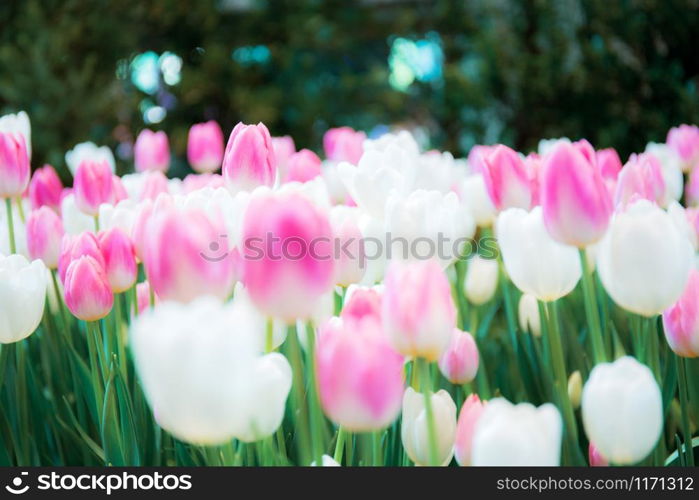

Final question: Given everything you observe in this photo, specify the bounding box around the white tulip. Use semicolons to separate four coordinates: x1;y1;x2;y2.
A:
61;194;95;235
472;398;562;466
401;387;457;466
517;293;541;337
667;201;697;250
0;110;31;158
0;254;47;344
310;455;341;466
581;356;662;464
464;255;499;305
65;141;116;175
496;206;581;301
329;205;365;286
321;161;350;204
596;199;693;316
99;199;139;236
460;174;496;227
415;151;461;193
644;142;683;205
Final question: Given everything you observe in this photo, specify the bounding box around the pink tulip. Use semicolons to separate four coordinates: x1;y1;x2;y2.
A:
98;227;137;293
614;152;665;208
667;124;699;165
63;255;113;321
222;122;276;191
588;443;609;467
28;165;63;211
316;316;404;431
58;232;105;283
187;121;224;173
131;199;155;262
438;329;479;384
662;269;699;358
454;394;486;466
26;206;64;269
136;281;157;314
383;259;456;361
480;144;531;210
73;159;117;216
323;127;366;164
0;132;30;198
240;192;334;322
143;205;237;303
134;129;170;173
140;171;170;201
541;142;612;247
285;149;322;183
466;145;495;175
572;138;597;166
524;153;543;207
182;173;224;194
596;148;622;180
341;287;382;324
271;136;296;177
112;175;129;203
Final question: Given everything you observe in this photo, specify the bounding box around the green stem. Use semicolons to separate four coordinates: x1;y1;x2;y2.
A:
373;431;383;466
579;249;606;364
286;324;311;464
49;270;72;341
15;342;29;465
5;198;17;254
333;427;346;464
93;215;100;232
265;317;274;353
417;358;439;466
677;355;695;466
305;322;324;467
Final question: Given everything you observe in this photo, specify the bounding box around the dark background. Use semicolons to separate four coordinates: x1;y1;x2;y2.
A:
1;0;698;179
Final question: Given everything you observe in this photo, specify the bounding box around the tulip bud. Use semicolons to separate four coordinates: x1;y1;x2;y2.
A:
271;136;296;177
329;206;365;286
63;255;114;321
567;370;582;409
65;142;115;175
0;254;47;343
581;356;662;464
667;124;699;169
187;121;224;173
316;316;404;431
480;144;531;210
136;281;156;314
438;329;479;384
596;148;622;180
401;387;457;466
454;394;486;466
0;132;30;198
285;149;322;183
518;293;541;337
222;122;276;191
98;227;137;293
383;259;456;361
614;153;665;208
588;442;609;467
73;159;117;216
58;231;105;283
464;256;498;305
0;111;31;158
134;129;170;173
323;126;366;164
472;398;562;465
28;165;63;212
662;268;699;357
26;207;64;269
341;285;382;323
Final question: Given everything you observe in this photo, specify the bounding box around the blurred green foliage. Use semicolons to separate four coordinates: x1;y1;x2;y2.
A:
1;0;698;178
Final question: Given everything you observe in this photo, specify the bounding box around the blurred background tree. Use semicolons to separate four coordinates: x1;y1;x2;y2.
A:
1;0;698;179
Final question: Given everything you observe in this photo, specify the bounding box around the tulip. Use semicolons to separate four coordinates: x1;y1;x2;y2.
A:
383;259;456;361
329;206;365;286
316;316;404;431
181;173;224;194
466;144;494;175
401;387;456;466
438;329;479;384
134;129;170;173
541;142;612;246
497;206;581;301
480;144;531;210
139;171;170;201
58;231;105;283
285;149;322;183
568;370;582;409
136;281;156;314
581;356;662;464
26;207;64;269
222;122;276;191
60;193;94;236
28;165;63;212
464;256;498;305
310;455;341;467
667;124;699;169
73;159;117;216
240;192;334;322
523;152;542;207
662;269;699;357
65;142;115;175
596;148;622;180
271;135;296;177
645;143;684;205
130;297;291;444
454;394;486;466
518;293;541;337
0;111;31;158
98;227;137;293
341;285;383;323
0;254;47;343
459;174;496;227
472;398;562;466
0;132;30;198
589;443;609;467
63;255;114;321
614;152;665;208
187;121;224;173
323;126;366;164
596;199;693;316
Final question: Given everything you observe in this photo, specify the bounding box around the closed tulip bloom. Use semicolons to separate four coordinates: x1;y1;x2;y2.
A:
541;142;612;246
472;398;562;466
316;316;404;431
518;293;541;337
65;142;115;175
582;356;662;464
614;153;666;208
568;370;583;409
341;285;383;323
0;132;30;198
26;207;64;269
459;174;496;227
139;171;170;201
63;255;114;321
667;124;699;168
323;126;366;164
662;269;699;357
0;254;47;343
98;227;137;293
285;149;322;183
480;144;531;210
596;148;622;180
136;281;156;314
58;231;105;283
240;192;334;322
454;394;487;466
438;329;479;384
0;111;31;158
383;259;456;361
402;387;457;466
73;159;117;216
222;122;276;191
60;193;94;235
187;121;224;173
330;206;365;286
596;199;693;316
589;443;609;467
497;206;581;301
134;129;170;173
464;256;498;305
271;135;296;176
28;165;63;212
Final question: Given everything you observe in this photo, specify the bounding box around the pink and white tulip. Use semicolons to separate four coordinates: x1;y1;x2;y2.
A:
271;136;296;177
480;144;531;210
0;131;30;198
26;207;64;269
134;129;170;173
222;122;276;191
614;153;665;208
662;269;699;357
454;394;487;466
285;149;322;183
73;159;117;216
29;165;63;212
63;255;114;321
667;124;699;169
58;231;105;283
438;329;479;384
588;443;609;467
187;121;224;173
323;126;366;164
98;227;137;293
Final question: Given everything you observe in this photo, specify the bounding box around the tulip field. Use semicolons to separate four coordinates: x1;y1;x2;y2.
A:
1;111;699;467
